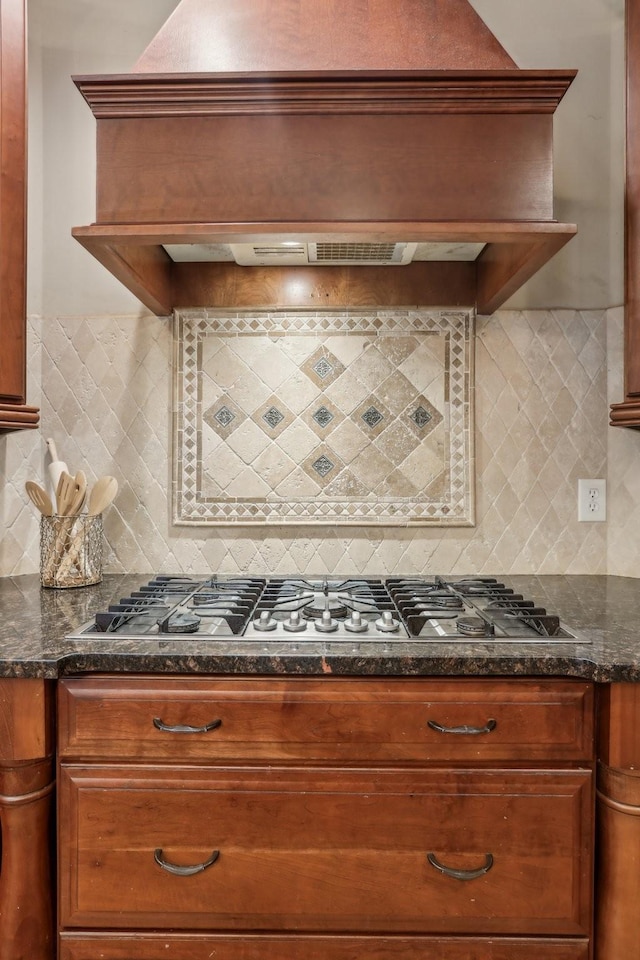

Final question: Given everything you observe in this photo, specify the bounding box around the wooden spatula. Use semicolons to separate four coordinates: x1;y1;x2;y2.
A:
25;481;54;517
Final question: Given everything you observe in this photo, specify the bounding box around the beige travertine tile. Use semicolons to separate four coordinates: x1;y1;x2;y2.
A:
376;371;420;416
323;369;371;415
349;444;395;490
276;419;321;461
174;310;470;525
324;417;371;465
231;336;298;391
277;368;320;415
350;343;396;391
373;420;420;464
202;340;251;389
225;418;272;465
202;443;246;493
5;305;619;577
275;466;322;499
251;444;298;489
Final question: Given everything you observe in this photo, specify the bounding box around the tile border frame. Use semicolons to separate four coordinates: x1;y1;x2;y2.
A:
172;308;475;527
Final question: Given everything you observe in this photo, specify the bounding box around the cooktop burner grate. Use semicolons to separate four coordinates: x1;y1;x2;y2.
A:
65;574;579;643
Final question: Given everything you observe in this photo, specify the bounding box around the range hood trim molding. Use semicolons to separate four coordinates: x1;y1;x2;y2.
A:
72;220;577;317
73;69;577;119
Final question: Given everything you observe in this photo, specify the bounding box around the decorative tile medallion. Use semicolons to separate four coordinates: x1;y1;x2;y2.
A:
173;309;475;525
312;454;335;478
411;405;432;429
313;406;334;429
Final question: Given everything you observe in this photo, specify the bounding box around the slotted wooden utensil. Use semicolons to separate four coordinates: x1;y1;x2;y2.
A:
56;470;87;516
25;481;54;517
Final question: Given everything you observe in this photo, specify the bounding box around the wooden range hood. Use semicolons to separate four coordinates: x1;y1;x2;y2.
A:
72;0;577;316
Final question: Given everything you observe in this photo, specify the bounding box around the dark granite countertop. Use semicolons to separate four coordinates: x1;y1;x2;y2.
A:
1;573;639;682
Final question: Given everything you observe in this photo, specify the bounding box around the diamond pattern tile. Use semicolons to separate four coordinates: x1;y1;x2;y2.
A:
175;310;472;525
0;306;621;577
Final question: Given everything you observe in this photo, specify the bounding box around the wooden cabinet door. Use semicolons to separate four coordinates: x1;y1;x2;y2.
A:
59;765;593;937
0;0;38;429
57;677;595;764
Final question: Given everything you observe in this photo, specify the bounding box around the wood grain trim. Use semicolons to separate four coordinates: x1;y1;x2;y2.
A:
0;679;55;762
597;683;640;769
609;398;640;427
59;933;590;960
0;0;28;407
172;260;475;310
611;0;640;423
73;220;578;245
476;230;576;315
72;236;174;316
72;221;576;316
73;71;577;119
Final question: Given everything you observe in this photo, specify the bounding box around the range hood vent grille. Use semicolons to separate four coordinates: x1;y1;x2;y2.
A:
312;242;412;264
229;241;418;267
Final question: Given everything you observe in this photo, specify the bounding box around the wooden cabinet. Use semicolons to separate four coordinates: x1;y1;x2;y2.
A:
595;683;640;959
57;676;595;960
0;679;55;960
0;0;38;430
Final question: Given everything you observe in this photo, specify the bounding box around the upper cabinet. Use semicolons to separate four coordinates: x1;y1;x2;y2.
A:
0;0;38;431
611;0;640;427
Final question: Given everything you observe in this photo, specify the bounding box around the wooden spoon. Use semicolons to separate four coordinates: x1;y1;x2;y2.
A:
86;476;118;516
25;480;54;516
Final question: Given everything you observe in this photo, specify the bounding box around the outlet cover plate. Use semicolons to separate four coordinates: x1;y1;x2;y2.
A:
578;479;606;522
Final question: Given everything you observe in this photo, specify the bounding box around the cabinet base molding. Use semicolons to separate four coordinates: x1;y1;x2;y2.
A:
59;933;590;960
596;761;640;959
0;402;40;431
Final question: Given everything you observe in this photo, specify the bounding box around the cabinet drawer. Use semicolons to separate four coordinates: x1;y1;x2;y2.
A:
59;765;592;935
57;677;594;763
59;933;590;960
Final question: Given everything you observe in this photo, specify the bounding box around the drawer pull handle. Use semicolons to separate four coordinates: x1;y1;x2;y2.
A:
154;848;220;876
427;852;494;881
152;717;222;734
427;718;497;736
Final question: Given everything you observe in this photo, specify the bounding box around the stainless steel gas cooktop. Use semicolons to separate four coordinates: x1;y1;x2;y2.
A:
66;575;579;643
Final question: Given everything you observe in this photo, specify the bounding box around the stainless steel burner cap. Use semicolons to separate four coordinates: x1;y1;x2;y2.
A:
457;616;491;638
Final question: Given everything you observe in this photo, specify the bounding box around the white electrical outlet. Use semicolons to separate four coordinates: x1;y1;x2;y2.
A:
578;479;607;522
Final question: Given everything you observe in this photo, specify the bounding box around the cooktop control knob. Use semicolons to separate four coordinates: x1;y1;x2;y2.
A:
375;610;400;633
254;610;278;631
344;610;369;633
315;610;339;633
283;610;308;633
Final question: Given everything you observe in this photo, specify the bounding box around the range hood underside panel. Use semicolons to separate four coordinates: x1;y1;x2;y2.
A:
72;221;577;317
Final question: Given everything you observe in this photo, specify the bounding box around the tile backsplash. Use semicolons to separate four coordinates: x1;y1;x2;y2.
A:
173;309;474;526
0;306;612;577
